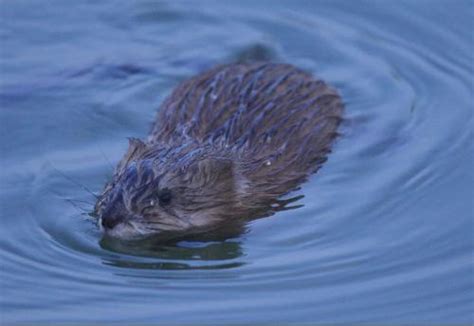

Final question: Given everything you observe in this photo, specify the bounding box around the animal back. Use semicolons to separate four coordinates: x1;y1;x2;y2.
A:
150;63;343;191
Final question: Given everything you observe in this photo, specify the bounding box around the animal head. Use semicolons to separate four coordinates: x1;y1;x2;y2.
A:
94;139;239;239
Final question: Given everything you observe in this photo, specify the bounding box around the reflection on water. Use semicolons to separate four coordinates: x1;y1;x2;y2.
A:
96;195;304;269
0;0;472;324
98;220;247;270
100;238;245;270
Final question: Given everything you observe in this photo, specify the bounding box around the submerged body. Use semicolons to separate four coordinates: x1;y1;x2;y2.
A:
94;63;343;239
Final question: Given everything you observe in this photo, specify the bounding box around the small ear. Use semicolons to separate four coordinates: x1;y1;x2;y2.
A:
127;137;146;153
116;138;147;173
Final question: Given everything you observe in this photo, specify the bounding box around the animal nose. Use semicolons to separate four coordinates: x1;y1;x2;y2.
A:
101;214;124;230
99;190;126;230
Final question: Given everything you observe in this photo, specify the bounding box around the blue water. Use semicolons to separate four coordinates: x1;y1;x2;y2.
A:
1;0;473;324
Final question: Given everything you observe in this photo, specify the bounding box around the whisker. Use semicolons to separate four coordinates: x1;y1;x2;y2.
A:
50;165;99;199
98;146;115;172
67;198;94;205
65;199;89;214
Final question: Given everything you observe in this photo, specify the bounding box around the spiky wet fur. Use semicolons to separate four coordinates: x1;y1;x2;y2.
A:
94;63;343;239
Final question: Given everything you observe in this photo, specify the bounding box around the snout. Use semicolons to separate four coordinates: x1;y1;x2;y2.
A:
98;190;128;231
100;213;124;230
99;203;128;231
99;214;150;240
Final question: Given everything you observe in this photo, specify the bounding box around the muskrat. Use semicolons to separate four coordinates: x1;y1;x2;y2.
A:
94;63;343;239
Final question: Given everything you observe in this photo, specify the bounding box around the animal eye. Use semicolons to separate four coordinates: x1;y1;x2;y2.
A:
158;188;172;206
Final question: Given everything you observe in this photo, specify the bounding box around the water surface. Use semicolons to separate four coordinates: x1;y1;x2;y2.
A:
1;0;473;324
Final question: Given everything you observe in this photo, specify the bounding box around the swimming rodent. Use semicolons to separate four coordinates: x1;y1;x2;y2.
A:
94;63;343;239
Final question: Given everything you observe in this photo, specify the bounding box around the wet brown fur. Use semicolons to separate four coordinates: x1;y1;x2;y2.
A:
95;63;343;239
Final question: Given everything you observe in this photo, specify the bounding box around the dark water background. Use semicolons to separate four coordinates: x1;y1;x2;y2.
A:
1;0;473;324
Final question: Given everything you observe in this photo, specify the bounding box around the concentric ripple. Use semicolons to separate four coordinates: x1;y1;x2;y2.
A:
0;0;472;324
